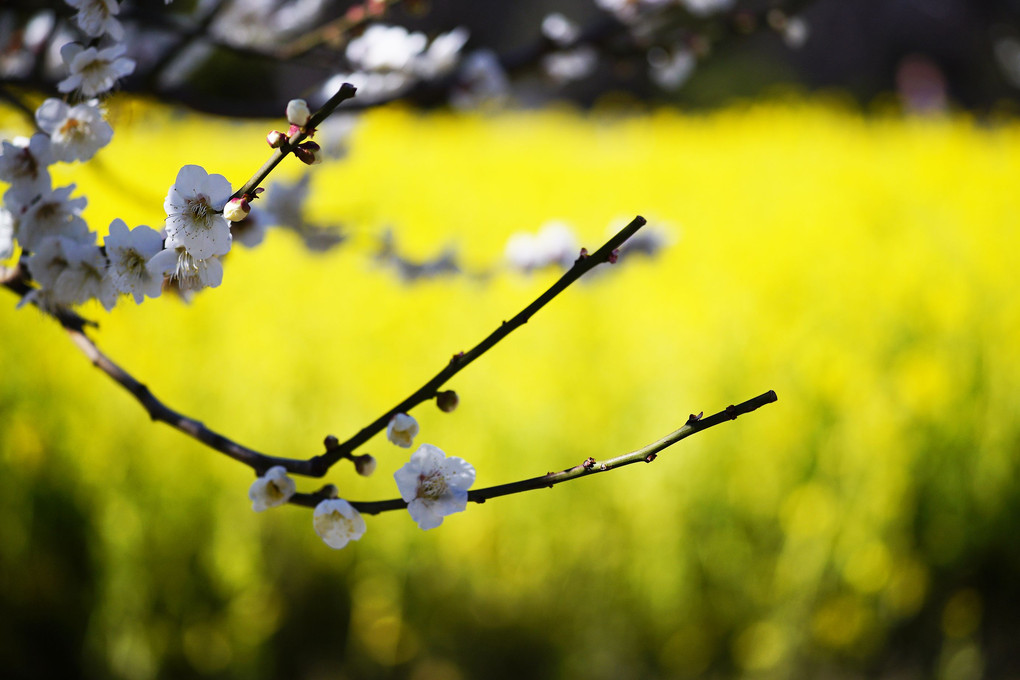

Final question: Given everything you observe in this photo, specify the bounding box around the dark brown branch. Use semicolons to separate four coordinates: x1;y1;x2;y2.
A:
288;390;780;512
308;215;647;474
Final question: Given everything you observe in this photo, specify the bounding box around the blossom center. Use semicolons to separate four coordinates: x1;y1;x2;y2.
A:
185;195;215;228
122;249;146;276
417;471;448;501
59;117;84;141
16;149;39;180
326;509;358;534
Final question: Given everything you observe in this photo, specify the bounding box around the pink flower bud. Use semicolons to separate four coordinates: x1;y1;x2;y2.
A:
294;141;323;165
223;197;250;222
286;99;311;127
266;130;287;148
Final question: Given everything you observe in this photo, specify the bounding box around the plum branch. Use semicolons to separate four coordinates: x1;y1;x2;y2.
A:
289;390;780;513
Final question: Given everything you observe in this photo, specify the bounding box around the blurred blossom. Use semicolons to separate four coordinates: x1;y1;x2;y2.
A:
248;466;296;512
452;50;510;108
262;173;310;229
58;43;135;97
415;27;470;79
66;0;124;41
648;46;696;90
542;46;598;84
35;99;114;163
782;17;809;49
0;134;53;206
313;499;366;549
505;220;578;272
542;13;581;46
393;444;475;530
104;219;165;303
230;212;266;248
213;0;324;46
323;70;411;104
25;236;77;290
16;184;91;251
387;413;419;449
23;11;56;49
347;25;427;72
27;236;116;309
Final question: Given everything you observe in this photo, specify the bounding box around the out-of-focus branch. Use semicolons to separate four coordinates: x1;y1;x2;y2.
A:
289;390;780;512
309;215;648;474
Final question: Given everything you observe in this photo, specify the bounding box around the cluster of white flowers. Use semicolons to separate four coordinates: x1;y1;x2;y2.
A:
1;3;327;312
246;408;476;549
1;1;142;311
540;14;598;85
505;220;580;272
320;25;470;104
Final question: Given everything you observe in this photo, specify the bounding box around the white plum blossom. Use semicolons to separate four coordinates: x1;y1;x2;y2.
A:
648;46;696;90
542;46;598;84
148;247;224;291
104;219;165;303
16;184;91;251
386;412;419;448
347;24;427;72
26;236;116;309
24;236;75;289
286;99;310;127
394;443;476;530
452;50;510;109
504;220;578;272
57;240;117;309
313;498;366;549
415;27;470;79
35;99;113;163
163;164;233;259
542;14;581;45
0;134;53;205
248;466;296;512
66;0;124;40
58;43;135;97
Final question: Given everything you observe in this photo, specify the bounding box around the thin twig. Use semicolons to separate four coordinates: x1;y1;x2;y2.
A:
228;82;357;202
288;390;780;512
308;215;647;474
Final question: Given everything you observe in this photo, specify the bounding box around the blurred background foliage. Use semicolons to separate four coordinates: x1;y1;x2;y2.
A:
2;97;1020;679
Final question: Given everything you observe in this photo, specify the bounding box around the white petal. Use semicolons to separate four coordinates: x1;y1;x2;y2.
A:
407;498;444;530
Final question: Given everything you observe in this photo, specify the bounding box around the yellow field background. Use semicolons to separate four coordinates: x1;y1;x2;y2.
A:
2;99;1019;679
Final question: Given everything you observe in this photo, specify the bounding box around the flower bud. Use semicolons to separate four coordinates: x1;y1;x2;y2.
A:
286;98;311;127
436;390;459;413
223;197;250;222
354;454;377;477
294;141;323;165
266;130;287;148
